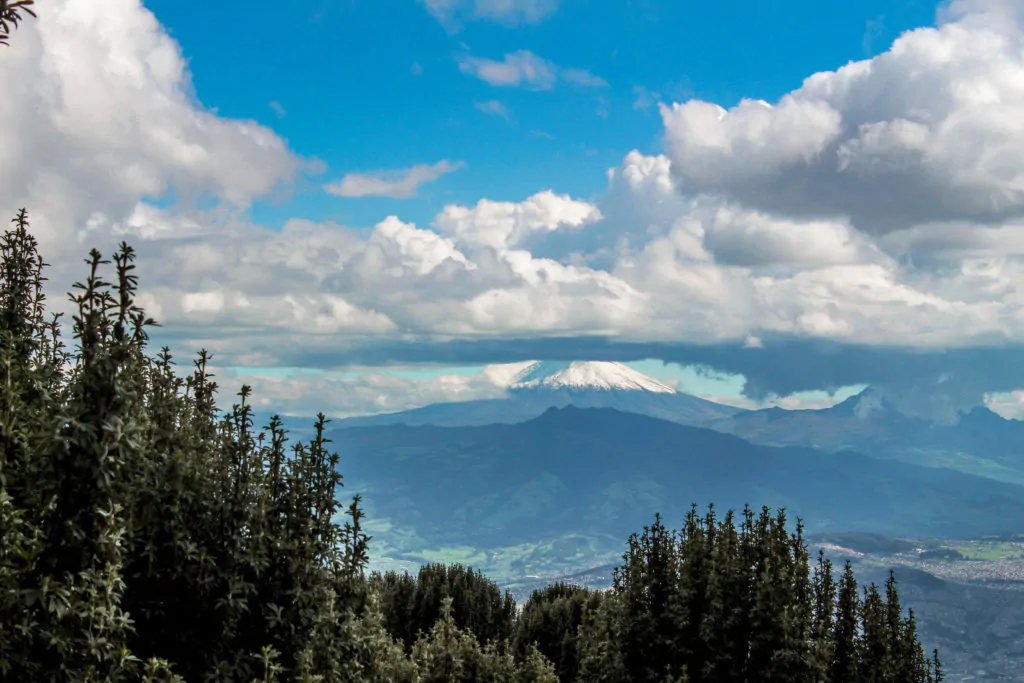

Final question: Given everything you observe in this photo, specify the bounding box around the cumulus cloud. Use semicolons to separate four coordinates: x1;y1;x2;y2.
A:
698;207;876;269
660;11;1024;235
324;160;466;199
458;50;606;90
0;0;314;256
125;132;1024;421
433;190;602;250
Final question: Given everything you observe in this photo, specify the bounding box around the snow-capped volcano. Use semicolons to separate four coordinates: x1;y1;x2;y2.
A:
337;360;744;429
508;361;676;394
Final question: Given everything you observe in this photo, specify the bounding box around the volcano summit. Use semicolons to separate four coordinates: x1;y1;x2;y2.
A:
336;361;744;428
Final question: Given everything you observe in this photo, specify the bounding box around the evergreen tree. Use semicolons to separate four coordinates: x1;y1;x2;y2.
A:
589;507;941;683
513;582;604;683
829;561;860;683
576;590;628;683
809;550;837;682
374;562;517;652
412;597;558;683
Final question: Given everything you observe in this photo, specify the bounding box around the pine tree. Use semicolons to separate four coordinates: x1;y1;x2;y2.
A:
809;550;836;681
576;590;627;683
375;562;517;653
513;582;604;683
830;560;860;683
588;507;940;683
697;509;742;683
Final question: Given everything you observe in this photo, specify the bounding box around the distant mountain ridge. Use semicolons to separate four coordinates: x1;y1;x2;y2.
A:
266;367;1024;487
330;405;1024;560
337;361;744;429
707;386;1024;486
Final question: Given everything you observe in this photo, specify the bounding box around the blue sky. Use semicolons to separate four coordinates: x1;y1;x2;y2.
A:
7;0;1024;420
145;0;936;232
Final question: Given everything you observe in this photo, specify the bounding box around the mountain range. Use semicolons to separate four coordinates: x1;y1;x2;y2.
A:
709;386;1024;485
334;361;1024;487
322;363;1024;581
331;404;1024;554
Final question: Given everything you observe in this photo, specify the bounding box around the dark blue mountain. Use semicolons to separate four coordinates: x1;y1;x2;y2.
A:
330;405;1024;553
709;387;1024;485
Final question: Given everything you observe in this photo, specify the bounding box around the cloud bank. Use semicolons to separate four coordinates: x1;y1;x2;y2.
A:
6;0;1024;419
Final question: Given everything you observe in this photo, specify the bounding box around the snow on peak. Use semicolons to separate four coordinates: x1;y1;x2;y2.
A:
506;361;677;394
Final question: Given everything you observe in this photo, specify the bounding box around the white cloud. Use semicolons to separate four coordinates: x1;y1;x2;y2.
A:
419;0;558;28
660;11;1024;235
475;99;510;119
562;68;610;88
697;204;879;269
0;0;313;256
459;50;557;89
433;190;602;250
458;50;606;90
221;365;512;418
986;389;1024;419
473;0;557;23
369;216;472;275
633;85;660;111
324;160;466;199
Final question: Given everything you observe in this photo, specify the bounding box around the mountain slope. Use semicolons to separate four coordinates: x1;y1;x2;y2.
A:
337;361;743;428
709;387;1024;485
330;406;1024;557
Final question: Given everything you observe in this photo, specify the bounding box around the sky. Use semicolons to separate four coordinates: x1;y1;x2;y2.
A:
5;0;1024;420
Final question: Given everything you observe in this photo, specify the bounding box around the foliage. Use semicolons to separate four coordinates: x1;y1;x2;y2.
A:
411;597;558;683
575;505;943;683
0;0;34;46
372;562;517;653
513;583;605;683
